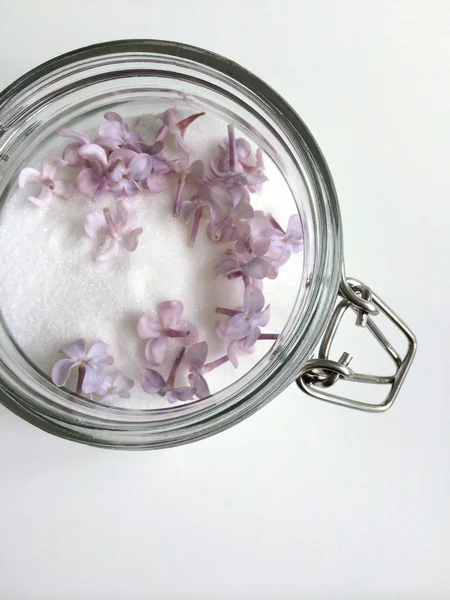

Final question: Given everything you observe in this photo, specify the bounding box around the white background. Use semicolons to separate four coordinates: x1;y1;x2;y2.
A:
0;1;449;598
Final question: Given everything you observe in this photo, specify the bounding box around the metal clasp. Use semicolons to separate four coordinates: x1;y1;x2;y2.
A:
296;276;417;412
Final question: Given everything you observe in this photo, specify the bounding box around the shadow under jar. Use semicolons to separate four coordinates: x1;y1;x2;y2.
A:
0;40;416;449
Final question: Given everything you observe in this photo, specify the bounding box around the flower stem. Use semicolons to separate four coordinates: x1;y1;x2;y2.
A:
258;333;279;340
268;213;285;233
76;364;86;394
166;327;188;338
215;307;240;317
228;124;237;172
167;347;185;389
173;173;186;217
177;112;206;136
189;207;202;247
202;355;230;374
242;273;250;287
226;272;242;281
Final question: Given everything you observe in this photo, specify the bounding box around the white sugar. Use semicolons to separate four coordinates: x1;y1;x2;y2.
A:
0;113;304;408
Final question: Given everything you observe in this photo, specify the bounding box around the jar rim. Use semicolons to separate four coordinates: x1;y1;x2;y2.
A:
0;39;343;448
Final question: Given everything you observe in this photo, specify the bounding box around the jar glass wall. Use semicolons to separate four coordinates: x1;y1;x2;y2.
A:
0;40;342;448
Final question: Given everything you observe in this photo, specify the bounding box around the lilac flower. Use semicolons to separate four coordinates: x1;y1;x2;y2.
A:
141;348;195;403
106;149;152;197
185;341;230;399
241;148;266;193
95;370;135;402
206;197;254;244
213;126;253;174
84;200;143;262
138;300;198;366
95;112;145;152
214;329;255;369
217;286;270;348
185;341;210;399
58;128;91;167
76;144;109;197
179;182;229;246
210;125;268;194
18;158;71;208
262;214;303;265
51;338;114;394
213;233;277;282
141;140;171;193
172;160;206;217
155;108;205;153
208;170;251;205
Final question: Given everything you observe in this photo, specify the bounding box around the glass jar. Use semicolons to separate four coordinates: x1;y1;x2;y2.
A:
0;40;416;449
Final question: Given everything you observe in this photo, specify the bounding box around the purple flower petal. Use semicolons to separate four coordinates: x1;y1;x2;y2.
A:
114;199;137;230
145;176;165;194
141;368;166;394
181;322;199;346
137;314;163;339
188;160;205;180
226;314;251;340
194;374;210;399
128;153;152;180
287;214;302;239
27;188;53;208
61;338;86;360
98;120;125;144
234;199;254;220
120;228;143;252
215;321;229;341
158;300;183;329
109;148;137;165
86;341;114;365
58;128;90;145
145;337;169;366
18;167;41;188
255;305;271;328
174;132;191;154
51;358;79;386
94;237;120;263
94;136;120;151
41;158;67;179
208;202;226;226
171;386;195;402
78;144;108;167
114;372;135;397
179;201;198;223
209;184;232;207
104;112;123;123
244;285;265;314
229;184;249;208
243;257;268;279
62;143;85;167
84;211;108;239
82;363;106;394
151;156;170;174
76;167;103;197
243;324;261;349
244;172;268;186
227;342;239;368
186;341;208;372
232;221;251;244
213;258;239;278
96;374;113;396
108;161;127;183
